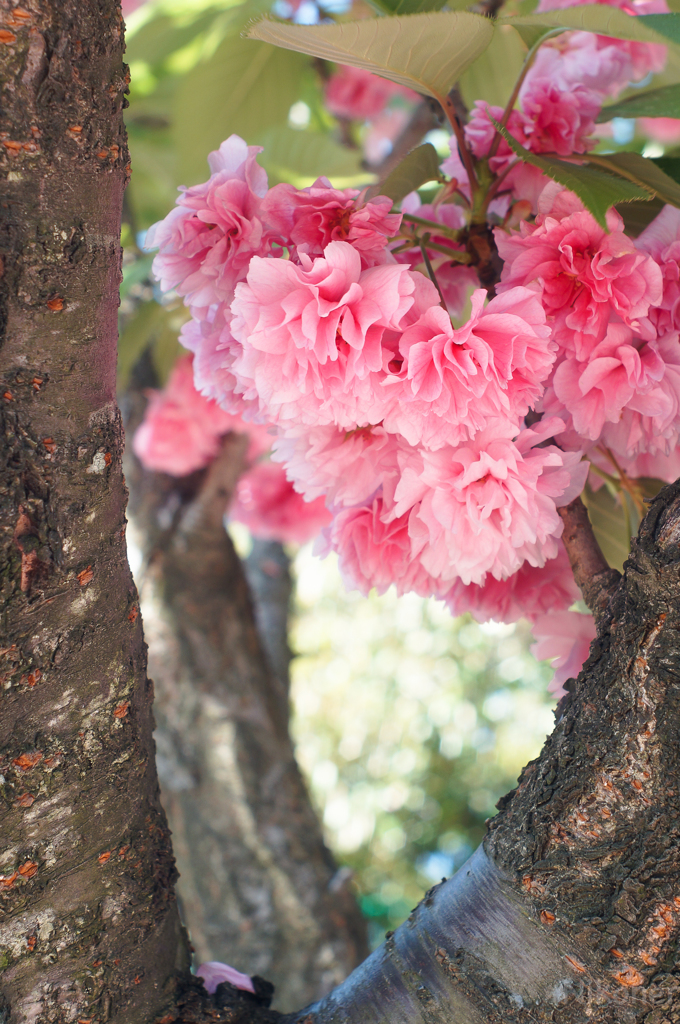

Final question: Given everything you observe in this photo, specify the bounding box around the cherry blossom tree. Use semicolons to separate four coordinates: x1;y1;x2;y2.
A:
4;0;680;1022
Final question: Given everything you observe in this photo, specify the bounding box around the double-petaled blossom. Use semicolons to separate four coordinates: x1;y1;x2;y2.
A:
261;179;401;264
531;610;597;698
147;136;272;318
324;65;417;122
496;201;663;360
230;240;439;427
520;77;601;156
132;353;252;476
636;203;680;341
381;288;555;449
444;542;580;624
390;419;588;586
230;461;331;544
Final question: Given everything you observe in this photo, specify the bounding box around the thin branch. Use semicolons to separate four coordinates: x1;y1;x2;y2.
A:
419;235;448;309
558;496;621;624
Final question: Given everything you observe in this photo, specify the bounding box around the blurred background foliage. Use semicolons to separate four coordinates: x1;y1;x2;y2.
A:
122;0;680;953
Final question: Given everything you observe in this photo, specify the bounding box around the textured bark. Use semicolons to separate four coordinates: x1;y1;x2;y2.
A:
198;481;680;1024
123;413;369;1012
0;3;188;1022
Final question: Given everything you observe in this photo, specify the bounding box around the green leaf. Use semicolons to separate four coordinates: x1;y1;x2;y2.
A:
258;125;367;184
587;151;680;210
367;0;448;15
117;300;167;391
500;4;675;46
637;12;680;45
490;119;653;227
246;12;495;102
375;143;441;204
582;484;631;573
121;255;154;300
616;197;665;236
174;35;309;183
653;156;680;185
459;22;527;110
596;82;680;122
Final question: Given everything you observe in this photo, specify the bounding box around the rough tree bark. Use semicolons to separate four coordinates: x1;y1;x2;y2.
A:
0;2;189;1021
122;380;368;1011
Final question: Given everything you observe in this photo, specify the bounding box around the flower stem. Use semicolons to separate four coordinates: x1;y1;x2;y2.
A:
420;235;448;309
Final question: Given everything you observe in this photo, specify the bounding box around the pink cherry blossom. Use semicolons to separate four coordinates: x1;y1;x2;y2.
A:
531;610;597;698
230;240;439;427
197;962;255;996
464;102;533;173
444;542;580;624
520;77;601;156
636;203;680;341
271;422;402;508
132;354;243;476
550;323;670;441
318;497;437;597
146;136;272;318
391;419;588;586
363;107;413;166
230;461;331;544
381;287;555;449
324;65;417;121
261;179;401;264
526;32;635;100
496;203;663;360
638;117;680;145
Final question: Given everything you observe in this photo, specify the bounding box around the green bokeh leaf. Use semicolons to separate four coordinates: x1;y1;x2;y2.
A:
258;125;366;184
500;4;676;46
376;143;441;204
637;12;680;44
491;119;652;227
246;12;495;101
596;82;680;122
459;22;526;110
174;35;309;184
367;0;448;15
589;151;680;210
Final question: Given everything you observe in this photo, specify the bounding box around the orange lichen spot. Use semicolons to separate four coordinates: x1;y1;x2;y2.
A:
42;437;55;453
0;30;17;43
77;1019;94;1024
134;976;142;985
614;967;644;987
4;391;13;401
12;8;32;20
651;922;670;939
16;793;34;808
610;949;624;959
68;125;83;133
97;149;109;159
92;960;102;968
19;861;38;879
104;452;112;466
31;377;43;390
0;872;18;889
540;910;555;926
127;606;139;623
109;144;119;159
47;296;64;311
114;959;121;966
22;142;38;153
2;140;21;152
632;779;643;791
26;935;36;951
98;851;111;865
600;807;612;818
157;1015;176;1024
13;752;42;770
640;951;658;966
113;701;130;719
119;845;130;858
77;566;94;586
565;955;587;973
27;670;42;687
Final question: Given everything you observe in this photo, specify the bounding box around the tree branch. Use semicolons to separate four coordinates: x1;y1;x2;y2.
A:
558;495;621;624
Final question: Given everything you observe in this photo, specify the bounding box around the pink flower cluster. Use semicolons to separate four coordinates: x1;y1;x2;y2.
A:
324;65;417;122
133;354;328;546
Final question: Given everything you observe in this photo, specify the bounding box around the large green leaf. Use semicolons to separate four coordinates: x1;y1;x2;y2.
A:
582;485;630;573
367;0;448;15
491;119;653;227
459;22;526;110
653;156;680;185
588;151;680;210
258;126;366;184
596;82;680;122
500;4;676;48
174;35;309;183
375;143;441;204
637;12;680;45
246;12;495;102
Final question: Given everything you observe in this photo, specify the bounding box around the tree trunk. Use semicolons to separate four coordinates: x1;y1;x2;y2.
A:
0;3;189;1020
122;390;368;1011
